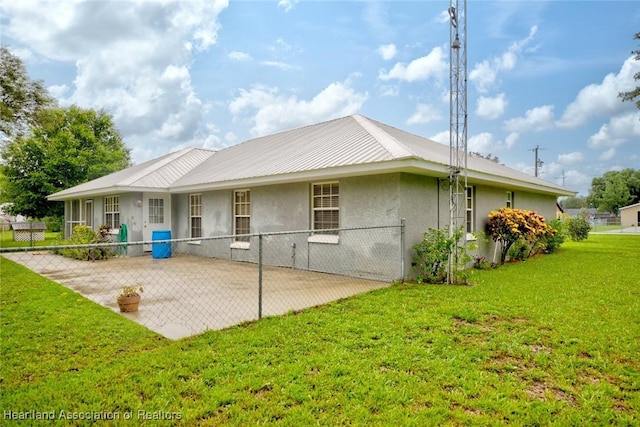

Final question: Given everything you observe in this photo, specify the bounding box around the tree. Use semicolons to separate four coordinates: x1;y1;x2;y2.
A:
0;106;131;218
587;169;640;214
0;46;55;143
618;32;640;109
559;195;588;209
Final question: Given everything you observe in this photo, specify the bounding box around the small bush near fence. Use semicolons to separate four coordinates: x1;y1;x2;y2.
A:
412;227;473;284
567;216;591;241
54;225;115;260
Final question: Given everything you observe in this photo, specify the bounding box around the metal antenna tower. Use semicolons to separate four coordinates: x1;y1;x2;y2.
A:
448;0;467;284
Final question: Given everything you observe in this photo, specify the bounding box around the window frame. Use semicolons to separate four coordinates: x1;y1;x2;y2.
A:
465;186;475;234
506;191;514;208
311;181;340;235
104;195;120;230
189;194;202;239
233;189;251;243
147;197;165;224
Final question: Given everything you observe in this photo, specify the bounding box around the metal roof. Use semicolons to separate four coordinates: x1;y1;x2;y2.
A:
171;115;573;196
48;115;574;200
48;148;215;200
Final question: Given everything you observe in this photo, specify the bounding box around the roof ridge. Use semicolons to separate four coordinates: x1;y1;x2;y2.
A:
121;147;205;185
352;115;413;159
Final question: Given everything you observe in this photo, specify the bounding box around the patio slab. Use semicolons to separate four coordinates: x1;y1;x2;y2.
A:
3;252;389;339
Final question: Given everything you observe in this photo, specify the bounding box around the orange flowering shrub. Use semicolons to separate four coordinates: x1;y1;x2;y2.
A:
487;208;555;264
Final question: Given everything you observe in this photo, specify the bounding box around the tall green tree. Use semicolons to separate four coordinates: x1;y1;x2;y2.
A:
587;168;640;214
0;46;55;143
1;106;131;218
618;32;640;110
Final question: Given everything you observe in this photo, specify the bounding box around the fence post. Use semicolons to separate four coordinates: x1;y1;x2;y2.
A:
258;233;263;319
400;218;406;281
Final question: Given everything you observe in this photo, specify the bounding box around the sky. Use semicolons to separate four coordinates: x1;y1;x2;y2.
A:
1;0;639;197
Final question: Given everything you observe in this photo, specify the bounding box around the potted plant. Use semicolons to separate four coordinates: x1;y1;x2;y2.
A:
117;285;143;312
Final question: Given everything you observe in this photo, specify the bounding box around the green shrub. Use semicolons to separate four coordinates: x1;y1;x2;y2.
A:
507;239;529;261
567;217;591;241
487;208;553;264
541;219;566;253
57;225;113;261
412;227;472;284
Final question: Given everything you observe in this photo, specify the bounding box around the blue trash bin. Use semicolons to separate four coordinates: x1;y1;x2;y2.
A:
152;230;172;259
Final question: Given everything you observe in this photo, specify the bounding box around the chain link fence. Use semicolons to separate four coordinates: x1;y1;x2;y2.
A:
2;224;404;339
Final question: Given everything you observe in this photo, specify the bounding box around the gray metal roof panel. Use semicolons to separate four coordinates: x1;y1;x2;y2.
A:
172;116;396;187
48;148;215;199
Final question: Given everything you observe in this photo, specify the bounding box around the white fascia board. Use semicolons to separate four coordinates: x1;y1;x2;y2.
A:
47;186;171;201
169;158;432;193
170;158;573;197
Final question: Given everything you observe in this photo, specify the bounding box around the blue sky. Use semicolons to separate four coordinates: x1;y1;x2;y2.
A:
1;0;639;196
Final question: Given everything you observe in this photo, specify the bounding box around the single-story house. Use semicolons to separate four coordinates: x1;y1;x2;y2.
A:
47;114;574;278
565;208;617;225
620;202;640;227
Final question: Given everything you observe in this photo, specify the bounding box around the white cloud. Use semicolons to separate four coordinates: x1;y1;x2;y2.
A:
468;132;514;155
545;163;590;191
48;84;69;99
557;152;584;165
557;55;640;128
378;46;447;82
434;9;450;24
476;93;507;120
377;44;397;61
468;132;496;154
599;148;616;161
588;111;640;149
229;51;252;61
260;61;301;71
0;0;229;159
505;132;519;149
588;124;625;150
277;0;298;12
429;130;449;145
504;105;555;133
470;26;537;93
406;104;442;125
379;85;399;97
228;79;368;137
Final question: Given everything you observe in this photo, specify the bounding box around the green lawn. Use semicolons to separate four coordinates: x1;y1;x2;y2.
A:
1;235;639;426
0;230;61;249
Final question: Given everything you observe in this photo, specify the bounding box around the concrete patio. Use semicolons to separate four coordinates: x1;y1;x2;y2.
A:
4;251;390;339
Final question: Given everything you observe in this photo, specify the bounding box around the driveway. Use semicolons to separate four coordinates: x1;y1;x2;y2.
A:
3;252;389;339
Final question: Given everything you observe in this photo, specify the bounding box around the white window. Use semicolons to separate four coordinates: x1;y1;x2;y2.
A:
312;182;339;234
84;199;94;229
104;196;120;229
148;198;164;224
466;186;474;233
190;194;202;239
234;190;250;242
67;199;83;236
506;191;514;208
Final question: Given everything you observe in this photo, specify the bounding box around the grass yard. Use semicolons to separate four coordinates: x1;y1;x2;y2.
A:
0;230;61;249
1;235;639;425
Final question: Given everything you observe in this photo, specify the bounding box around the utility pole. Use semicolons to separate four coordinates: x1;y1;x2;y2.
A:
448;0;467;284
530;145;544;177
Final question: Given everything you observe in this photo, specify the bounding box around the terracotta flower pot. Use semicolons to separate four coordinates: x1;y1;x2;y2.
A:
117;294;141;312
